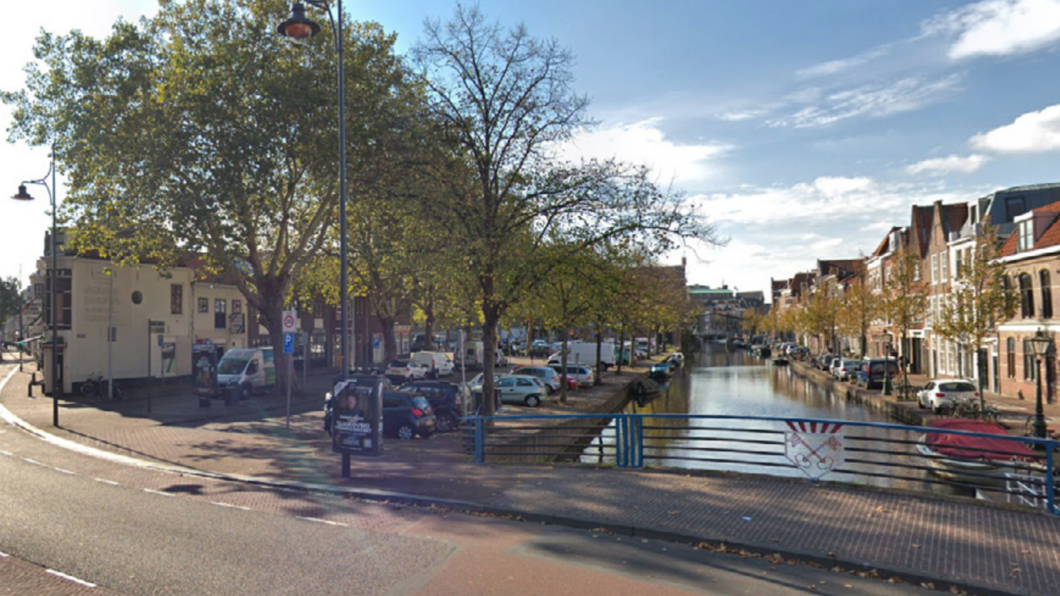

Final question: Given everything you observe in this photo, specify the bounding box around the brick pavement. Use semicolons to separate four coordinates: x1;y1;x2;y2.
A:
2;356;1060;596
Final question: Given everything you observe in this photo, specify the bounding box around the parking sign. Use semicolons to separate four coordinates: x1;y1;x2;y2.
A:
283;332;295;354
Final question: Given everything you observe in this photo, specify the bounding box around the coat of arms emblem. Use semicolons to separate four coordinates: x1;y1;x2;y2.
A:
784;421;844;480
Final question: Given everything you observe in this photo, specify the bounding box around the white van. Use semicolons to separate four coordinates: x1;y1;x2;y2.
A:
547;341;614;369
454;341;508;369
217;347;276;398
410;351;454;378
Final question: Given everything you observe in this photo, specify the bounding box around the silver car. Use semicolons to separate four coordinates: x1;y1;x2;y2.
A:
496;375;546;407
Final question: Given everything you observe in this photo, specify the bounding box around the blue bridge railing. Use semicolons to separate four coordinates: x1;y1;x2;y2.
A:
465;413;1059;515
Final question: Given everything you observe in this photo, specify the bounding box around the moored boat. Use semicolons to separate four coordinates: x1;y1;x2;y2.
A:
916;419;1040;486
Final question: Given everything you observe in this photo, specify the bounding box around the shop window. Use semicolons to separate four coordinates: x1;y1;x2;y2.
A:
1007;338;1016;378
198;297;209;313
1024;339;1039;381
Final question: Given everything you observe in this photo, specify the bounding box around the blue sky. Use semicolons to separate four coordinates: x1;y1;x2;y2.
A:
4;1;1060;299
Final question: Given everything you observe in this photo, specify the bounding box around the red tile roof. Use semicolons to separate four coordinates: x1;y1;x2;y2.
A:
999;201;1060;257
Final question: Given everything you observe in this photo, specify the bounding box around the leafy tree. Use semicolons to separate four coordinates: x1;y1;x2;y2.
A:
4;0;417;386
413;6;719;414
838;266;880;359
0;278;23;356
935;221;1017;408
882;245;928;395
800;277;842;355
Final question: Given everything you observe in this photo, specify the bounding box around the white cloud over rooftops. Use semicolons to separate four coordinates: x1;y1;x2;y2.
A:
925;0;1060;60
907;154;989;174
559;118;733;185
970;104;1060;153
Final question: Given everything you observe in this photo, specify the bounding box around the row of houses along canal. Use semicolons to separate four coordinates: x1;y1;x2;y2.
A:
578;344;980;499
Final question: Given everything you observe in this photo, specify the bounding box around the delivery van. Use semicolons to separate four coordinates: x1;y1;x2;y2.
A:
217;347;276;398
547;340;615;369
410;351;454;378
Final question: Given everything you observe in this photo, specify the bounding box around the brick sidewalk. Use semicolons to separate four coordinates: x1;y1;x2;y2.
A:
2;358;1060;595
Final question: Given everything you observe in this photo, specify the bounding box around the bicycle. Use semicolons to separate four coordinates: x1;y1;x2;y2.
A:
952;398;999;422
79;373;124;401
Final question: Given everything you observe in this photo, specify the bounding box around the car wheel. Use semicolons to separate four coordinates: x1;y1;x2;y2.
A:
931;401;944;415
436;412;458;433
918;395;926;409
397;424;416;441
525;394;542;408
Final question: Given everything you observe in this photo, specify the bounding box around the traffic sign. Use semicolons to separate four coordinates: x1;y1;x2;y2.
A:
283;332;295;354
282;310;297;333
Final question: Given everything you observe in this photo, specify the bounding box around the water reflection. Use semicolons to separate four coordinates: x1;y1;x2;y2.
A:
584;346;970;496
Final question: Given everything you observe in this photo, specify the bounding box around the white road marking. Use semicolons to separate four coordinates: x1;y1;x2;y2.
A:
46;569;97;588
21;458;43;466
143;488;174;497
295;516;348;527
0;450;12;456
210;501;251;511
0;550;8;557
53;467;75;475
93;478;119;486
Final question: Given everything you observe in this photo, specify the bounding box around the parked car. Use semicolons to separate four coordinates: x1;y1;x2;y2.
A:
511;365;562;393
832;359;860;382
855;358;899;389
548;363;594;388
495;375;546;407
816;354;835;371
384;359;430;384
382;392;436;439
399;380;468;432
917;379;979;414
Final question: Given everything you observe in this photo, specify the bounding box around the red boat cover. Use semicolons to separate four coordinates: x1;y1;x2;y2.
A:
926;419;1038;462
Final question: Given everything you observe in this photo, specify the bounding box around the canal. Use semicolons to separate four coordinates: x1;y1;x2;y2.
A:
583;345;973;496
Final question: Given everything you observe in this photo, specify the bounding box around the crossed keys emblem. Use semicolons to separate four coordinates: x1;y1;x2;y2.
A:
783;421;845;480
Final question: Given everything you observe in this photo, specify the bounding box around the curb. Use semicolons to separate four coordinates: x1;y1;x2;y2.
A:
0;364;1037;596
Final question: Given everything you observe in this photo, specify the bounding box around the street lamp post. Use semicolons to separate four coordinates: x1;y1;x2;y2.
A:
1029;329;1052;439
277;2;349;376
883;338;893;396
12;147;60;427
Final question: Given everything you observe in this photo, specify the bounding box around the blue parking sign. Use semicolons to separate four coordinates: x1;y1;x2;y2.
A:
283;332;295;354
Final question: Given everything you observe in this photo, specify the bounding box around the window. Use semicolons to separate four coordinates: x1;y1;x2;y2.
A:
232;299;242;314
970;205;978;225
1024;339;1038;381
1006;196;1027;220
45;269;72;330
931;255;938;284
171;284;183;315
1018;220;1034;252
198;297;208;313
1007;338;1016;378
1041;270;1053;319
1019;273;1035;318
939;251;948;282
214;299;227;329
913;262;920;282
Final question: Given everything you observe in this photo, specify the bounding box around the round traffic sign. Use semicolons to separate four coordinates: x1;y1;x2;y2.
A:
283;314;295;330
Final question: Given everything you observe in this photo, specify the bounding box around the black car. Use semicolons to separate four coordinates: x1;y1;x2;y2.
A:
398;380;467;432
323;375;392;433
382;392;436;440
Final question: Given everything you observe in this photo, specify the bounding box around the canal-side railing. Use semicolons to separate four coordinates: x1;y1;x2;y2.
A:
466;413;1059;515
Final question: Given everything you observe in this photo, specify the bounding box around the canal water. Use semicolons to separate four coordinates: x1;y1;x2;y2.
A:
583;345;972;496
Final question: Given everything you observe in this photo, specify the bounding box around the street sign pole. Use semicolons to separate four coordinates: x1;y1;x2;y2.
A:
283;330;295;430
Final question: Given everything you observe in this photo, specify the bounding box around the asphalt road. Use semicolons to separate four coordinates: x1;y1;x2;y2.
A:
0;372;941;595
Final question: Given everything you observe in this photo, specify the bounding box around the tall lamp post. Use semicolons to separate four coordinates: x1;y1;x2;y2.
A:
883;337;894;396
1029;329;1052;439
12;147;60;427
278;1;349;376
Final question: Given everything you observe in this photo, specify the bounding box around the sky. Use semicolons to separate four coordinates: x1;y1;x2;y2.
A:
4;0;1060;300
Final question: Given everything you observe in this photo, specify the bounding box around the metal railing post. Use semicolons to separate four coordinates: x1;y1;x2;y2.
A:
635;415;644;468
474;417;485;464
1047;441;1057;515
615;415;626;467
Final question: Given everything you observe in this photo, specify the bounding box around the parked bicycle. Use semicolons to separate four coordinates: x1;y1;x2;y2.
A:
79;373;124;400
952;398;999;422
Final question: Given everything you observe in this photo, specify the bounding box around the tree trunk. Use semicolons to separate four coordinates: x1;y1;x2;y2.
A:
559;335;570;404
380;317;398;363
595;327;603;385
254;276;292;394
480;302;500;416
423;296;436;351
616;329;625;375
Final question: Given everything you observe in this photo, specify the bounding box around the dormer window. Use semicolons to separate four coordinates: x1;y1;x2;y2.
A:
1018;219;1034;252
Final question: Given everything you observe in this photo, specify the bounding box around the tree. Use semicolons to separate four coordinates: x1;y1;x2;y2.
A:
882;245;928;396
413;6;719;414
4;0;417;387
935;221;1017;408
741;308;764;339
0;278;23;358
838;263;879;359
801;277;842;355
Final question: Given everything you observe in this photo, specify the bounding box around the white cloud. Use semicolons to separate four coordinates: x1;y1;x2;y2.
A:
906;154;989;174
797;47;889;78
925;0;1060;60
561;118;733;184
970;104;1060;153
716;109;766;122
769;74;962;128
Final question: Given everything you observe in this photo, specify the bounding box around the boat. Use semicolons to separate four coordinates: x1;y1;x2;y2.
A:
649;361;673;379
772;357;788;366
916;419;1040;486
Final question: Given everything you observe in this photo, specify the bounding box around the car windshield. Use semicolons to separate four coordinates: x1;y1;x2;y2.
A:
410;396;431;410
218;358;248;375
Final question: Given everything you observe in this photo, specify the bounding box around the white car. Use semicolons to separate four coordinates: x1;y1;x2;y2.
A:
384;360;430;383
917;379;979;414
